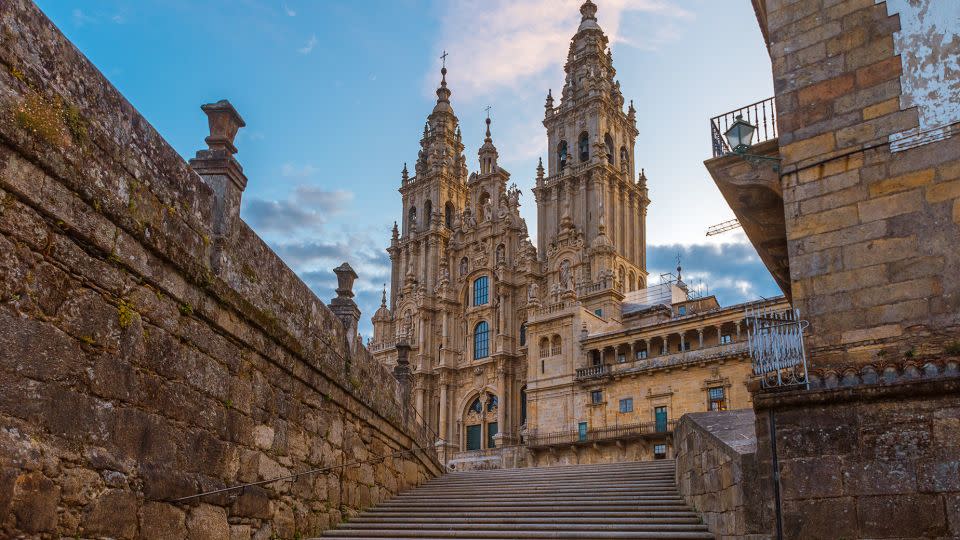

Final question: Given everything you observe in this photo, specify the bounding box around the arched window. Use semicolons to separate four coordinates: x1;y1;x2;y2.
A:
424;200;432;227
486;395;498;412
628;271;637;292
539;337;550;358
445;201;455;229
604;133;614;165
474;321;490;360
579;132;590;162
551;335;562;356
519;323;527;346
557;140;568;172
473;276;489;306
470;398;483;414
619;266;626;286
407;206;417;231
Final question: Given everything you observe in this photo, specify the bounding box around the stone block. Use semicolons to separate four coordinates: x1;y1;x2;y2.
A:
925;179;960;204
841;236;916;268
857;494;947;538
797;73;855;107
917;460;960;492
842;459;917;495
869;169;935;197
788;205;859;240
855;55;903;89
780;456;844;500
781;132;836;164
187;503;230;540
782;497;857;540
954;199;960;224
862;96;901;121
11;471;59;533
948;495;960;537
83;489;138;539
840;324;902;344
853;278;941;309
232;485;272;519
140;502;187;540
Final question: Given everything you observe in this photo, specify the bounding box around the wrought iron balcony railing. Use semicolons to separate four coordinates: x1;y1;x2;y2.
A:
526;420;678;449
711;97;778;158
746;305;810;389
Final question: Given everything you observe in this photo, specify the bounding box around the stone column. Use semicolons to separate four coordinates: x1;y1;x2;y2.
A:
698;328;704;348
645;340;651;357
736;321;742;340
495;362;508;445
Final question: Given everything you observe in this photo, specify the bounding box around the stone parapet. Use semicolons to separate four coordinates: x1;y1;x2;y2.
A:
752;373;960;539
0;2;440;538
674;410;773;539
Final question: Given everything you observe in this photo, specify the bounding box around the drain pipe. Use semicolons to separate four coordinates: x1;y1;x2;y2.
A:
768;409;784;540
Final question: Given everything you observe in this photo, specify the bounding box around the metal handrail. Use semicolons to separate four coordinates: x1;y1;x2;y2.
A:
171;443;436;503
710;97;778;157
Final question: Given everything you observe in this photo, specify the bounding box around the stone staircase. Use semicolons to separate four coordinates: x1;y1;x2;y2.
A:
319;460;714;539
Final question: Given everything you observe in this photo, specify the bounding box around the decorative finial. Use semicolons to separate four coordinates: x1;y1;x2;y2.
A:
401;163;409;184
484;106;493;141
381;284;387;306
580;0;598;21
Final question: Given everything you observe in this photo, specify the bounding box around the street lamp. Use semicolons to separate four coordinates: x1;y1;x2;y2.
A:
724;115;756;154
722;114;780;172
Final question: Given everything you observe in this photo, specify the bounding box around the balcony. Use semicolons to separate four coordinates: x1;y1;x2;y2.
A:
705;97;790;300
710;97;779;158
575;363;611;381
614;342;750;377
526;420;678;449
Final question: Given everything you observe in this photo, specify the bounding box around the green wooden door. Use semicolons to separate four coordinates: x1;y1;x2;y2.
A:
655;407;668;432
466;424;481;450
487;422;498;449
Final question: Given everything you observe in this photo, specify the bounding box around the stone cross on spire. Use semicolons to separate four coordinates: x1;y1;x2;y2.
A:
441;50;449;69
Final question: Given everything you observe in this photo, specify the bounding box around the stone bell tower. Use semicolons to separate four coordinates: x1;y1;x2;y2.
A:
534;0;650;305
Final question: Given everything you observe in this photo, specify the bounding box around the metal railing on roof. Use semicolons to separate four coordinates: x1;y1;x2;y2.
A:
711;97;778;158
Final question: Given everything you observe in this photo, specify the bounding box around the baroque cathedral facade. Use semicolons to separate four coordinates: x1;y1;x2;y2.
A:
370;1;786;468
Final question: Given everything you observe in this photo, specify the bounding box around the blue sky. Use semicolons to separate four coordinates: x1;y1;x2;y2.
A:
36;0;782;336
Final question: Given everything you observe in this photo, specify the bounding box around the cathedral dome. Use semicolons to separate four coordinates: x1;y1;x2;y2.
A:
372;288;392;322
591;224;615;251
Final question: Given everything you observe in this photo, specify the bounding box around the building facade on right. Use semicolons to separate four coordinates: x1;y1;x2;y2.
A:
701;1;960;538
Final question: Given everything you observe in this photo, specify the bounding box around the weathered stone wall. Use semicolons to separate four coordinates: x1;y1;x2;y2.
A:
0;2;440;538
674;410;772;540
766;0;960;368
753;374;960;539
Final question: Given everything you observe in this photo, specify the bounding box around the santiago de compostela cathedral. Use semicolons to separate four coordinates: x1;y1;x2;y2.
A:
369;0;788;469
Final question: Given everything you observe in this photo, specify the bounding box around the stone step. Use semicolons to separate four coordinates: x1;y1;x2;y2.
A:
320;460;710;539
320;531;714;539
351;516;703;524
334;523;711;532
354;511;702;519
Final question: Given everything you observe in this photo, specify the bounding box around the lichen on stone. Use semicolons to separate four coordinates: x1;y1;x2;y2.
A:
117;299;136;329
13;91;88;147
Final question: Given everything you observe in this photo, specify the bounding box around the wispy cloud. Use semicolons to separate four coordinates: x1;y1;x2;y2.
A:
430;0;691;101
242;186;352;234
298;34;318;54
280;162;319;178
647;241;781;306
72;9;98;26
282;3;296;17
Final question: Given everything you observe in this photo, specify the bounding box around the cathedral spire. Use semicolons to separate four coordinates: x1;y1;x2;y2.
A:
479;113;499;175
433;63;453;113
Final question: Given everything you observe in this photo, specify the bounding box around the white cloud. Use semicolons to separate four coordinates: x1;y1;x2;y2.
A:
283;3;297;16
72;9;98;26
298;34;318;54
430;0;690;101
242;186;352;234
281;162;319;178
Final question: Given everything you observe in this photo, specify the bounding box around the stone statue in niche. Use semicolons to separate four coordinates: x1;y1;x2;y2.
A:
497;194;509;220
559;259;572;290
495;244;505;265
482;197;493;223
463;205;477;229
528;282;540;302
459;257;469;277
